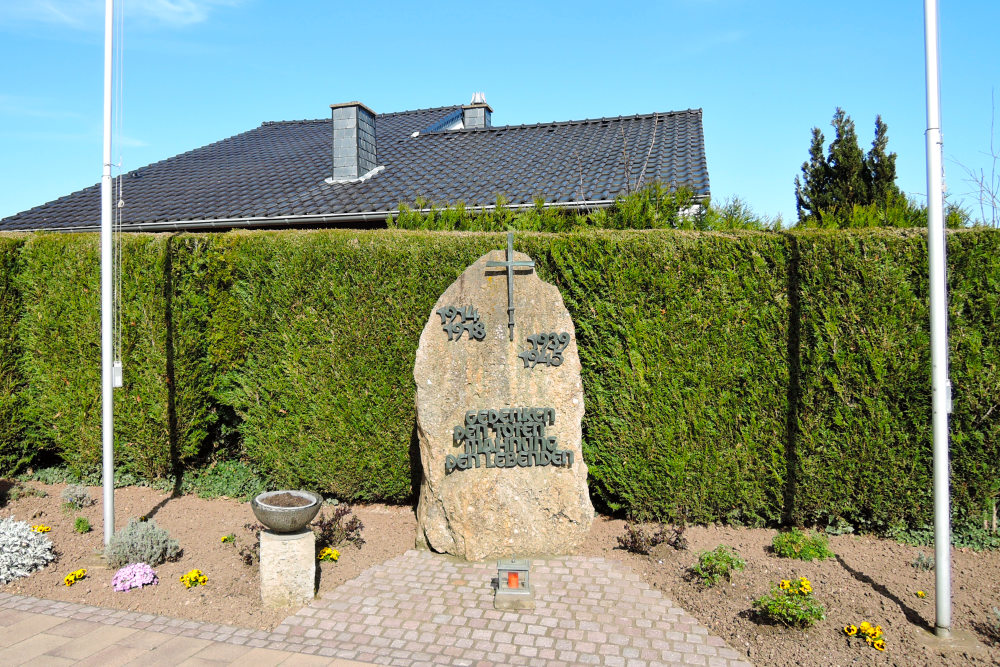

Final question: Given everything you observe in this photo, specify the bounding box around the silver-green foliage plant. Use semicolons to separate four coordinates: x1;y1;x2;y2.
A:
912;552;935;571
0;516;55;583
105;518;180;568
61;484;94;509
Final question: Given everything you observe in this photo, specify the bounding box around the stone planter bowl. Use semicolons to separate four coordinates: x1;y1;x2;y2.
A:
251;490;323;533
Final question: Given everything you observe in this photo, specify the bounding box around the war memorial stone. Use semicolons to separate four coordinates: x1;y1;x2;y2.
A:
414;234;594;561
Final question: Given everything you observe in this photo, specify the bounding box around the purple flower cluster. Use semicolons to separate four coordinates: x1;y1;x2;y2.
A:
111;562;158;592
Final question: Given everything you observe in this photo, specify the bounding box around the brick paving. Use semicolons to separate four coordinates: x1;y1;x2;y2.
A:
0;550;751;666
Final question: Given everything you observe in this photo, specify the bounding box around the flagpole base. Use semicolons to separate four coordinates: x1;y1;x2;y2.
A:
916;627;984;657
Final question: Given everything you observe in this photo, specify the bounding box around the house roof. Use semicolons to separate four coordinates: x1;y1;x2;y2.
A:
0;103;709;232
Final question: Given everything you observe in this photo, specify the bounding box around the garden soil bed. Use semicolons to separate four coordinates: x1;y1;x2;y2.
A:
2;481;998;666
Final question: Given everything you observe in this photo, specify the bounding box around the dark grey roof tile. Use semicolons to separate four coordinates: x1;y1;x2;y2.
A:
2;105;708;231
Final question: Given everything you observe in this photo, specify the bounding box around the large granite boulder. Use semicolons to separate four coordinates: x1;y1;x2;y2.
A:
414;243;594;561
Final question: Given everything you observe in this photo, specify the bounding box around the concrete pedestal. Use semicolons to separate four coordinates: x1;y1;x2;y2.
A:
494;588;535;610
260;529;315;607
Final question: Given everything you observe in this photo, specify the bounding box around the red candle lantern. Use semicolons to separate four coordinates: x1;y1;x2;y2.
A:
495;559;533;610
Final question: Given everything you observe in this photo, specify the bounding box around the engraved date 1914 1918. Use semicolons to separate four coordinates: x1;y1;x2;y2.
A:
436;305;486;341
519;332;570;368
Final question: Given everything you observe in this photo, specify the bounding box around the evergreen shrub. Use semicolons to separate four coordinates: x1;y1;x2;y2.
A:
13;234;219;480
0;235;26;475
0;226;997;535
389;186;778;232
771;528;834;561
200;229;790;519
791;229;1000;532
185;460;267;500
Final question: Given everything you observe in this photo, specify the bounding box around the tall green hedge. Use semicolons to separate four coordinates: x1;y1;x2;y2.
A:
520;232;789;523
0;235;26;472
14;234;209;479
202;231;501;500
792;229;1000;532
194;230;790;514
0;227;997;532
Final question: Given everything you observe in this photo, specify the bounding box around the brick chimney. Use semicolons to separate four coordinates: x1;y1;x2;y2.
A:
462;92;492;129
330;102;377;181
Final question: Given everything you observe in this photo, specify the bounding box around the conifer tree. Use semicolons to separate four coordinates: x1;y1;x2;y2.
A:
826;109;868;206
864;116;903;206
794;128;830;219
794;109;904;225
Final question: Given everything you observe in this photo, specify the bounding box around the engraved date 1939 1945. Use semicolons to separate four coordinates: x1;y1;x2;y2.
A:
519;332;570;368
436;305;486;341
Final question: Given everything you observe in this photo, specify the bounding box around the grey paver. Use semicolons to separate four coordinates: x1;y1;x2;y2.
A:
0;550;750;666
0;631;73;665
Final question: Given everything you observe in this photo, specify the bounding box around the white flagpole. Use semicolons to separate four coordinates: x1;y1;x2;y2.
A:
101;0;115;546
923;0;951;638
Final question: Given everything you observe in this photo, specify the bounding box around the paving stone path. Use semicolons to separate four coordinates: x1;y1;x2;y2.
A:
0;550;751;666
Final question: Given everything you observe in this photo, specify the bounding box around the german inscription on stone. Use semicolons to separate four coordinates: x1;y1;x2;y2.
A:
414;235;594;561
446;407;574;473
436;305;485;341
518;332;570;369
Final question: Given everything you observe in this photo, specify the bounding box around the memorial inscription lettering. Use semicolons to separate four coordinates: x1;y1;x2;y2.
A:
445;407;574;473
436;305;486;341
518;332;570;369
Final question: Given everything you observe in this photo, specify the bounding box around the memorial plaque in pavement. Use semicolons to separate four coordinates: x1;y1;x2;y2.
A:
414;234;594;561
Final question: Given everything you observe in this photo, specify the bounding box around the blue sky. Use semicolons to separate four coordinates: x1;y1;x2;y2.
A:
1;0;998;224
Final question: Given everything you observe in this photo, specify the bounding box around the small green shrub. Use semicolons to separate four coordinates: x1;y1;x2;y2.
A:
74;516;91;534
104;518;180;567
889;520;1000;551
186;460;267;500
61;484;94;509
0;516;55;583
0;481;46;505
690;546;745;586
952;526;1000;551
22;467;77;485
753;577;825;628
20;465;170;491
771;528;834;561
824;517;854;535
313;505;365;551
388;185;778;232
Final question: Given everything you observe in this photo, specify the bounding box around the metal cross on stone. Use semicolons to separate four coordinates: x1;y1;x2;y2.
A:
486;232;535;341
